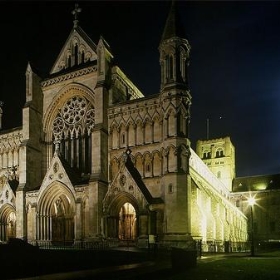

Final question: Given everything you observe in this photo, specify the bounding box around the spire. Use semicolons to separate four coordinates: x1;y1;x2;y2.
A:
159;0;190;91
161;0;186;43
72;3;82;29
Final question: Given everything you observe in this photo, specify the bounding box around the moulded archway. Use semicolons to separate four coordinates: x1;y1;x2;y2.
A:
0;204;16;241
37;182;75;245
118;202;137;240
105;192;140;241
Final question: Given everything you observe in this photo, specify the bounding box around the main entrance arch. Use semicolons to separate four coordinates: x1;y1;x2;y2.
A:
37;182;75;245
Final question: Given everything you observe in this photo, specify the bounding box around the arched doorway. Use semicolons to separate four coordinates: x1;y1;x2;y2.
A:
105;193;140;241
118;202;137;241
37;182;75;246
0;205;16;242
51;196;74;246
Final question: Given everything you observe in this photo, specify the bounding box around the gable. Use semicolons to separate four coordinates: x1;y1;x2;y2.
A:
50;26;97;75
39;152;86;197
104;153;163;212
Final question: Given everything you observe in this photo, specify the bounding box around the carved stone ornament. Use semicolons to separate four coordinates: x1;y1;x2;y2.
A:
53;95;95;141
120;175;126;186
53;162;59;173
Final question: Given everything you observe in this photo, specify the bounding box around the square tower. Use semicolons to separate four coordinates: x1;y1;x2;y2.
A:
196;136;236;191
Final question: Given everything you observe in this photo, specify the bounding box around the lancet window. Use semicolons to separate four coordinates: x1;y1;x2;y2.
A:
52;96;95;174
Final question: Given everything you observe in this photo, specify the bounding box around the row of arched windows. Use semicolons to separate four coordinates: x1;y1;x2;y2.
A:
202;148;224;159
110;145;189;181
110;112;188;150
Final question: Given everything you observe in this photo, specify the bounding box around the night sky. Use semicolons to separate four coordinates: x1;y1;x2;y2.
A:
0;1;280;177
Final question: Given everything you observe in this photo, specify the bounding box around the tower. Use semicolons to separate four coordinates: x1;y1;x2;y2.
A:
196;136;236;191
159;1;191;92
158;1;193;247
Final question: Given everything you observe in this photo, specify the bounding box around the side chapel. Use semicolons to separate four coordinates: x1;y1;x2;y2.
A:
0;3;247;250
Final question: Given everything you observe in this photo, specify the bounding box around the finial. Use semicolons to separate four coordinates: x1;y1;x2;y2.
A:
72;3;82;28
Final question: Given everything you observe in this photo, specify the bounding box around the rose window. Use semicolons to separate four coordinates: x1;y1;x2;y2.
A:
53;96;94;141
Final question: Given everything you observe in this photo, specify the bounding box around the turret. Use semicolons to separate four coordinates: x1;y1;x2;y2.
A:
159;1;191;91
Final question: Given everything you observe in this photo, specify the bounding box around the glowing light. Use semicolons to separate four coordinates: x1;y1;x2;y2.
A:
248;196;256;206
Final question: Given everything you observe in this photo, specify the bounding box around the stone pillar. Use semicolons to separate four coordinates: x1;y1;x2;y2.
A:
75;199;82;241
16;187;27;240
88;181;107;239
139;214;148;236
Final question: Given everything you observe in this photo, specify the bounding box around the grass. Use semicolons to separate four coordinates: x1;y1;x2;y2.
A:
3;246;280;279
170;252;280;280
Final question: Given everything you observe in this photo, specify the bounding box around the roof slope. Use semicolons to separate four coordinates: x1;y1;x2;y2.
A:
125;155;163;205
232;173;280;192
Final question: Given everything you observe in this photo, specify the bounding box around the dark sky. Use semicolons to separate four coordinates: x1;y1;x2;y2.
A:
0;1;280;177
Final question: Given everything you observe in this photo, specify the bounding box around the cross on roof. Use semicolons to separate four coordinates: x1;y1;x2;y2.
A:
72;3;82;28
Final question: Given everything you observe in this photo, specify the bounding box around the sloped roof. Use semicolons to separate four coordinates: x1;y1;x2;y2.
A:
125;155;163;205
50;25;97;75
8;179;19;194
58;154;89;186
232;173;280;192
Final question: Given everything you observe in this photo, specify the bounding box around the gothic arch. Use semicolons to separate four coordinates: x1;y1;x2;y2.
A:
37;181;76;244
110;121;119;149
43;83;95;140
152;150;162;177
135;152;143;177
152;113;162;143
143;116;152;143
143;151;152;177
118;122;127;148
127;118;136;147
164;107;176;137
107;192;139;217
135;118;144;145
0;204;16;241
105;192;140;240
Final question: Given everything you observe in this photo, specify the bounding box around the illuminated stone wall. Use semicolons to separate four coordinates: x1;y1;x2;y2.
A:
190;148;248;251
196;137;236;192
0;4;251;251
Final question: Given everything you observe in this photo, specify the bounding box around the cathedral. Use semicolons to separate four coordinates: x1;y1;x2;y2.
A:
0;3;249;251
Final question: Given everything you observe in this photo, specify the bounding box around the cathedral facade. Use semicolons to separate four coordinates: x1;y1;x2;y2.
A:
0;3;247;250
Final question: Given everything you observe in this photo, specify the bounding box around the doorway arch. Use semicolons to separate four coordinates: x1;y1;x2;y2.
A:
118;202;137;240
37;182;75;245
105;193;139;241
0;205;16;242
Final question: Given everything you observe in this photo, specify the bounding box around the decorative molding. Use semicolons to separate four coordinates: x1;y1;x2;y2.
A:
41;66;97;87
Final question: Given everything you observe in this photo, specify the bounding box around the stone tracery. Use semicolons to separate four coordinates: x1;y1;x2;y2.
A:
53;96;95;141
52;95;94;173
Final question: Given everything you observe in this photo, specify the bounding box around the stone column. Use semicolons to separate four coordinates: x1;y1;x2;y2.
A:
16;188;27;240
75;199;82;242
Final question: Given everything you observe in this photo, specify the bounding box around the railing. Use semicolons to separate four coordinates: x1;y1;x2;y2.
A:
29;239;119;250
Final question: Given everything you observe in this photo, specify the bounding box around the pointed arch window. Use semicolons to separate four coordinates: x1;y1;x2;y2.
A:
165;55;174;81
169;55;174;80
67;55;71;68
52;96;95;173
81;51;85;64
74;44;78;65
